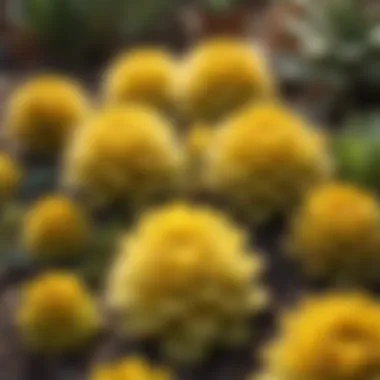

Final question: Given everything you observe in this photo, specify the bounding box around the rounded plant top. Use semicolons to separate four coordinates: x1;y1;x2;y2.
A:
287;182;380;281
17;272;99;353
0;153;22;202
260;293;380;380
104;47;177;113
179;37;276;122
5;75;90;154
206;102;332;222
22;195;90;260
106;203;267;363
91;356;173;380
64;105;183;207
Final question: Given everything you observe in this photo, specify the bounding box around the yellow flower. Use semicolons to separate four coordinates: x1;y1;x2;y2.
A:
206;102;332;222
17;272;99;353
104;48;176;113
63;105;183;207
22;195;90;260
287;182;380;280
5;75;90;154
106;203;267;362
0;153;21;203
261;293;380;380
178;37;275;122
91;356;172;380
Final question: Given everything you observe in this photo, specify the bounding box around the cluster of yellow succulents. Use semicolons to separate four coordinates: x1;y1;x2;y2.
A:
104;47;176;113
287;182;380;281
90;356;172;380
16;272;99;353
206;102;332;222
63;105;183;208
259;293;380;380
5;75;90;154
178;37;275;122
0;153;22;204
4;34;380;376
106;203;268;362
22;195;91;261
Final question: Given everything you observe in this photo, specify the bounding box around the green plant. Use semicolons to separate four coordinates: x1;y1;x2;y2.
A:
278;0;380;117
20;0;179;58
333;113;380;192
21;0;89;55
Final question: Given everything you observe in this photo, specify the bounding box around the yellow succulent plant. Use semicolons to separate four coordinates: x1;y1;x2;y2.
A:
22;195;90;260
178;37;275;122
287;182;380;281
106;203;268;363
5;75;90;154
17;272;100;353
63;105;183;208
259;293;380;380
104;47;177;113
91;356;172;380
0;153;22;203
206;102;332;222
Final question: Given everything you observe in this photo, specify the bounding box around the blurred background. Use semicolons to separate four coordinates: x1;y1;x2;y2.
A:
0;0;379;126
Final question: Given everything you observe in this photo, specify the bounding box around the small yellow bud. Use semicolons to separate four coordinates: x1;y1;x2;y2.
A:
22;195;90;260
17;272;100;353
287;182;380;281
178;37;276;122
260;293;380;380
104;47;176;113
5;75;90;154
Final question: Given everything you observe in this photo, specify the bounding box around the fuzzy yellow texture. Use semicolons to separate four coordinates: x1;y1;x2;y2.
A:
91;356;172;380
63;105;183;207
17;272;99;353
104;48;177;113
0;153;21;202
260;293;380;380
206;102;332;222
287;182;380;280
22;195;90;259
178;37;275;122
184;123;214;193
106;203;267;362
5;75;90;153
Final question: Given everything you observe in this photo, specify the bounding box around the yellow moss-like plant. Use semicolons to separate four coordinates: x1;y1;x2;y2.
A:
206;102;332;222
22;195;90;260
106;203;268;363
178;37;275;122
259;293;380;380
0;153;22;203
287;182;380;281
5;75;90;154
104;48;176;113
91;356;172;380
17;272;100;353
63;105;183;208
